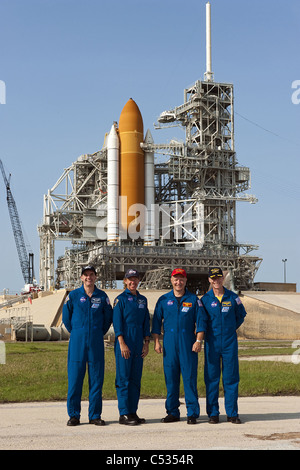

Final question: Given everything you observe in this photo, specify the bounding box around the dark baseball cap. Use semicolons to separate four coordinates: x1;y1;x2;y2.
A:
81;265;97;275
124;269;140;279
208;267;223;278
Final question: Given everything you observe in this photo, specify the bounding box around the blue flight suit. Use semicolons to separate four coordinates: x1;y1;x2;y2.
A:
151;289;205;418
63;285;113;421
201;287;247;418
113;289;150;416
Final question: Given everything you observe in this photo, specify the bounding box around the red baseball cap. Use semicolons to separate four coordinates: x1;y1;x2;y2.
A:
171;268;187;278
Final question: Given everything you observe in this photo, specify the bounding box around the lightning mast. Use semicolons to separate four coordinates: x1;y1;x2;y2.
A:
204;1;214;82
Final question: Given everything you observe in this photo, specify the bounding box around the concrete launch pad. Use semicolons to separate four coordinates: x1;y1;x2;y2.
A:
243;292;300;314
240;292;300;340
1;289;300;340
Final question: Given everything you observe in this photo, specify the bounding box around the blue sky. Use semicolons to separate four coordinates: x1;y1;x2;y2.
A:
0;0;299;293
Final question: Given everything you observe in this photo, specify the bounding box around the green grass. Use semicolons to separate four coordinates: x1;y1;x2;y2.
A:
0;343;69;402
239;361;300;396
0;340;299;403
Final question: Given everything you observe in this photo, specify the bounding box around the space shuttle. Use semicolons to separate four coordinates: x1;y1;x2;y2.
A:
106;98;155;245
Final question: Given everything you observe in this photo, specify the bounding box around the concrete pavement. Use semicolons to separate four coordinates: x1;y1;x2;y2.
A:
0;397;299;451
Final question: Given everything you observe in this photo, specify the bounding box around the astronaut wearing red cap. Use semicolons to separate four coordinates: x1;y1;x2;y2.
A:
152;268;206;424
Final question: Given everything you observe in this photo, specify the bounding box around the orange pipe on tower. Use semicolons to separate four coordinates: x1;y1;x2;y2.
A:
118;98;145;235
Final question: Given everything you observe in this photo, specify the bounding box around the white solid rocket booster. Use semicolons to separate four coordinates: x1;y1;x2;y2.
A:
144;128;155;245
107;123;119;244
106;103;155;245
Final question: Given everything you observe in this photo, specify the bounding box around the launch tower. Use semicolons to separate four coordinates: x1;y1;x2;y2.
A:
38;2;262;293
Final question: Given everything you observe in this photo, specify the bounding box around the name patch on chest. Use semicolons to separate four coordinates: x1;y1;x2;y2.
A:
182;302;192;307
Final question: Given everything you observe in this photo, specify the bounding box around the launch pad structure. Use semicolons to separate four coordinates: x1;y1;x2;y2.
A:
38;3;262;294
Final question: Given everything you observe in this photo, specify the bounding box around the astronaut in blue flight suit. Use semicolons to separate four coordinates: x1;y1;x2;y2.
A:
62;265;113;426
152;268;205;424
113;269;150;426
201;267;247;424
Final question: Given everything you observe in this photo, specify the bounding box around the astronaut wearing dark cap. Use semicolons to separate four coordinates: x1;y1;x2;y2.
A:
63;265;113;426
201;267;247;424
113;268;150;425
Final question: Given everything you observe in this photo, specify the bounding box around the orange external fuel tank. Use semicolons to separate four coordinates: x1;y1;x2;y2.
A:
118;98;145;235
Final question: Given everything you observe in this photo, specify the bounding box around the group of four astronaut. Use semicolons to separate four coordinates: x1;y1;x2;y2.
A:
62;265;247;426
